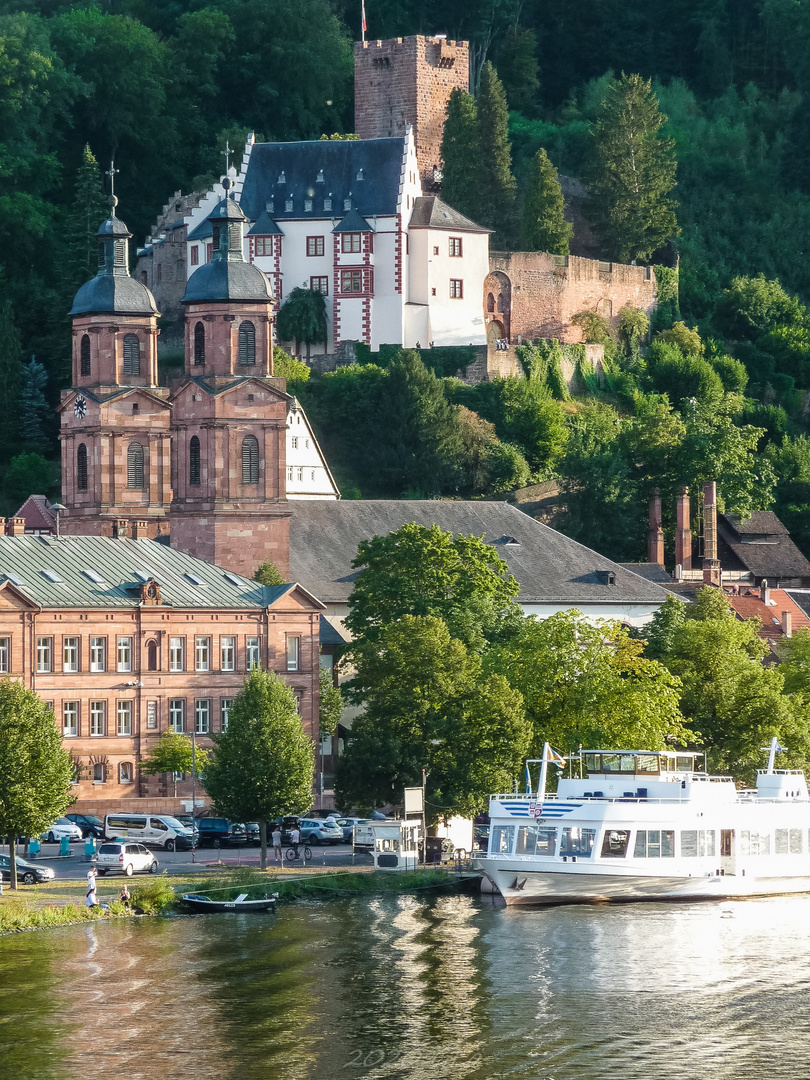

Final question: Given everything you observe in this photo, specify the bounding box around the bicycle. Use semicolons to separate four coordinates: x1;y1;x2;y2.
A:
285;844;312;862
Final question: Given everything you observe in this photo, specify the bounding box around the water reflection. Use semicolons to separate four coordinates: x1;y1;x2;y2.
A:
2;896;810;1080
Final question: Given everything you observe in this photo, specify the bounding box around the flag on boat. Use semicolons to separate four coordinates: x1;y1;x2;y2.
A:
546;746;566;767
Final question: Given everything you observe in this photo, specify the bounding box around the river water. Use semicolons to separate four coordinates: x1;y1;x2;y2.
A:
2;893;809;1080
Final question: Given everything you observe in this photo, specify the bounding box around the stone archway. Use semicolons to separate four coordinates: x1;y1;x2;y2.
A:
487;321;506;346
483;271;511;342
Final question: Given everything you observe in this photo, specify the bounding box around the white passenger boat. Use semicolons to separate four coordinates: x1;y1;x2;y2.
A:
476;739;810;906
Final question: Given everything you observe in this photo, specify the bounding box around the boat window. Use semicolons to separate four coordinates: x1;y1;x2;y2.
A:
600;829;630;858
490;825;515;855
635;755;660;774
740;830;770;856
601;754;637;773
681;830;717;857
560;827;596;857
584;753;601;773
516;825;557;857
791;828;803;853
676;756;694;771
633;830;675;858
774;829;803;854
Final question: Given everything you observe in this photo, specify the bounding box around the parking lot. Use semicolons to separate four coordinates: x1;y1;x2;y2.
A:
12;840;373;881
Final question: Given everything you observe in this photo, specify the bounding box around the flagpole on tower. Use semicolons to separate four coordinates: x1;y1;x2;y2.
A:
361;0;367;44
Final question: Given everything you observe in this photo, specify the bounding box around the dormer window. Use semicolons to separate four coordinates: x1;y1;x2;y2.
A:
265;199;274;213
316;170;324;183
324;196;332;211
343;197;352;211
356;168;364;181
277;171;286;184
285;197;293;212
304;198;313;211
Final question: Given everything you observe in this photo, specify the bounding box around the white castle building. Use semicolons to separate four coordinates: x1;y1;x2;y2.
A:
181;130;489;353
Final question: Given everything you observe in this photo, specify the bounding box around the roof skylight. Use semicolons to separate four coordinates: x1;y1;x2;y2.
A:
224;572;247;587
42;570;63;583
83;569;105;584
3;573;24;586
185;572;207;586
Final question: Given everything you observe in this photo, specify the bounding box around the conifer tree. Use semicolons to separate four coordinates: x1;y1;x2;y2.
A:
587;73;679;263
19;359;49;448
476;62;517;248
440;88;480;223
64;145;108;290
522;149;573;254
0;287;23;455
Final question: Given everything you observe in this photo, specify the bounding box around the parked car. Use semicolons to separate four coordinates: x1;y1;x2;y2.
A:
272;816;300;844
65;813;105;839
174;814;199;837
334;818;373;844
298;818;343;845
196;818;247;847
40;818;83;843
96;842;159;876
0;854;55;885
243;823;261;845
104;812;193;851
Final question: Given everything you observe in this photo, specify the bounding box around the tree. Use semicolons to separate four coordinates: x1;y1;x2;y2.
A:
0;678;74;889
522;148;572;254
273;346;310;383
0;286;23;456
275;287;327;359
494;26;540;113
655;321;704;355
440;88;480;223
455;406;531;495
3;452;56;512
63;144;108;292
253;559;285;586
617;305;649;359
571;310;612;344
489;611;689;758
587;73;679;262
203;669;314;868
336;616;529;816
19;359;49;447
476;62;517;246
345;522;522;655
319;667;343;734
139;732;210;797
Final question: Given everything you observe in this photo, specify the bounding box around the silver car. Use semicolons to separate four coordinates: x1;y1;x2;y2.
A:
96;842;159;876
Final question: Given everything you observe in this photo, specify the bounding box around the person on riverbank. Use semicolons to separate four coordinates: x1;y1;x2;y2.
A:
272;826;282;863
86;868;98;909
120;884;130;910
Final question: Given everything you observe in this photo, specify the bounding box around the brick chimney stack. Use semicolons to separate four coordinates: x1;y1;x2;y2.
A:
761;578;770;605
675;487;692;570
648;488;665;566
782;610;793;638
5;517;25;536
702;480;721;586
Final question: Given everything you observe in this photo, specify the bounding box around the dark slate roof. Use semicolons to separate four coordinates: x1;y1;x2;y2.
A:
247;211;284;236
618;562;672;583
96;215;131;238
209;196;247;222
69;275;159;317
0;536;320;610
187;217;213;241
409;196;490;233
288;501;669;607
182;259;273;304
239;138;407;221
333;208;373;233
717;511;810;581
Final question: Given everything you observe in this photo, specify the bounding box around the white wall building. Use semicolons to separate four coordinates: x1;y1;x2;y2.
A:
183;131;489;354
286;399;339;500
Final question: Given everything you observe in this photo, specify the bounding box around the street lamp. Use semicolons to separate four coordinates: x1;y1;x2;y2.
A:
49;502;66;539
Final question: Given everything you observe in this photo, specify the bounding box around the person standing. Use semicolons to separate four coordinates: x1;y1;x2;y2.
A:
290;824;300;860
271;825;283;863
120;884;131;910
86;867;98;909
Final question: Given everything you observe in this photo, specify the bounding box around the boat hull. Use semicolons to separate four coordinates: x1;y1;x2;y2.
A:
181;894;277;913
476;861;810;906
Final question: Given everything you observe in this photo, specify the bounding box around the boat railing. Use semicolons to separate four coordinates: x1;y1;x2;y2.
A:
756;769;805;776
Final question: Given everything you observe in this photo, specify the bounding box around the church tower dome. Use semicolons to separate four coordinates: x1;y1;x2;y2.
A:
69;201;159;318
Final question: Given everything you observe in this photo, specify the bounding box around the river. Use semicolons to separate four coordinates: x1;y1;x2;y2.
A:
2;893;809;1079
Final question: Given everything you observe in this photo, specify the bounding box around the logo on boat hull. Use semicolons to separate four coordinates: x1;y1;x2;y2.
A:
498;800;582;819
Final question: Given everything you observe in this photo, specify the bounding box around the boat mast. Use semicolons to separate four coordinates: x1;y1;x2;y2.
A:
763;736;786;774
537;743;550;801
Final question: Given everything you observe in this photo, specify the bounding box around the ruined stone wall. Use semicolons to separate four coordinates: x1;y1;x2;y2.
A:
135;190;205;325
354;36;469;188
487;252;658;344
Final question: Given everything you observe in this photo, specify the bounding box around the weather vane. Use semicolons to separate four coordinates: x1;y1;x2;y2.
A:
105;160;120;212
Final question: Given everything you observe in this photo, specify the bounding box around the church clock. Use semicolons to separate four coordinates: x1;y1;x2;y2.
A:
74;396;87;419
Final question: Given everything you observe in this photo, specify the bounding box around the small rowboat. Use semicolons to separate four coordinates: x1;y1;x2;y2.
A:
181;891;278;913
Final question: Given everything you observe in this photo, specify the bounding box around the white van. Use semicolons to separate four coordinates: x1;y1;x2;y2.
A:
103;813;193;851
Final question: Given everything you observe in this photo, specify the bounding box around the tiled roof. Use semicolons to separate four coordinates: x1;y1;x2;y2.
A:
409;196;490;233
726;588;810;643
0;536;316;611
239;138;407;222
717;511;810;580
618;562;671;583
14;495;56;533
182;259;273;304
332;208;373;233
69;275;158;317
288;501;669;607
247;211;284;236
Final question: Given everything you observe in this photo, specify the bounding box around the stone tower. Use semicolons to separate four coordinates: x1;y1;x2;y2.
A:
170;192;291;578
61;202;172;539
354;35;470;188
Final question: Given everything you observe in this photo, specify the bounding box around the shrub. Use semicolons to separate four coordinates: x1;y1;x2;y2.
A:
129;875;177;914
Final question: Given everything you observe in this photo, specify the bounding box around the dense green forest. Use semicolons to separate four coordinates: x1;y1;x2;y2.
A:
4;0;810;564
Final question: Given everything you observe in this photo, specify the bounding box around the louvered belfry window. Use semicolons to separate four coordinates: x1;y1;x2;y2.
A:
127;441;144;488
122;333;140;375
189;435;201;486
194;322;205;365
238;321;256;365
241;434;259;484
80;335;91;376
77;443;88;491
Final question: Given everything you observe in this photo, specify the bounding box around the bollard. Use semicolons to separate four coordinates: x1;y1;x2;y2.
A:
84;835;96;863
60;835;70;857
29;838;41;860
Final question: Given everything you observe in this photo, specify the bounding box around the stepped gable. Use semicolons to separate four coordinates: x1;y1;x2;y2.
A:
289;500;669;608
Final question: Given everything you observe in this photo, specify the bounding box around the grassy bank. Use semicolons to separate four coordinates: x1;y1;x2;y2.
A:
0;867;471;934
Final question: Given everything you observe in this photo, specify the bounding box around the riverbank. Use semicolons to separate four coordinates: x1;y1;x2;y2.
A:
0;867;474;934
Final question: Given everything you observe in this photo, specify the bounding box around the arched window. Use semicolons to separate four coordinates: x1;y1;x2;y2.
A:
486;292;495;313
77;443;88;491
127;442;144;488
146;640;158;671
80;335;91;376
189;435;201;486
238;321;256;365
122;333;140;376
194;322;205;366
241;434;259;484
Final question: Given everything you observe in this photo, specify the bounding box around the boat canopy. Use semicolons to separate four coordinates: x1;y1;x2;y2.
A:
582;751;704;776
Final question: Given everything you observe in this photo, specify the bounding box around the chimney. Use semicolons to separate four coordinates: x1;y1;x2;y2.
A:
132;520;150;539
5;517;25;537
648;488;665;566
702;480;721;586
114;519;129;539
761;578;770;605
675;487;692;570
782;610;793;638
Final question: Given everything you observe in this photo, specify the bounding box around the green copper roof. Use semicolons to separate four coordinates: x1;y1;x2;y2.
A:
0;536;302;610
